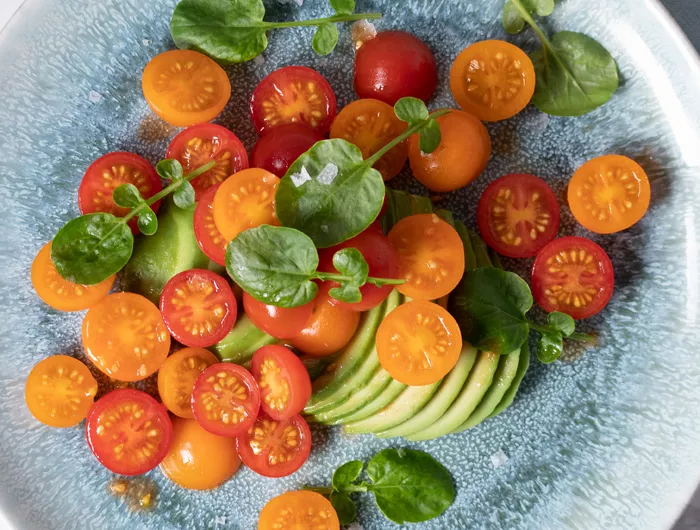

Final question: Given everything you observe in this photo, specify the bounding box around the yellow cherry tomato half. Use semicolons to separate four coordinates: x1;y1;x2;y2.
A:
157;348;219;418
258;491;340;530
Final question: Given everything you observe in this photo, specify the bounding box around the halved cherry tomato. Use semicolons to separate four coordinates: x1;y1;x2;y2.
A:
531;236;615;319
258;491;340;530
85;389;173;476
82;293;170;382
193;183;227;266
142;50;231;127
78;152;162;234
376;301;462;386
330;99;408;181
157;348;219;418
477;173;560;258
354;31;437;105
568;155;651;234
243;292;314;339
166;123;248;200
251;345;311;420
191;363;261;437
251;124;324;178
317;228;399;311
32;242;115;311
25;355;98;428
160;269;237;348
450;40;536;122
288;283;361;357
160;417;241;490
250;66;336;135
212;168;280;241
387;214;465;300
408;109;491;192
235;412;311;478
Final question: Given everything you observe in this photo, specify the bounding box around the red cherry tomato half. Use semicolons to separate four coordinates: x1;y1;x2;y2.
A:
354;31;437;105
531;236;614;320
85;389;173;476
251;124;324;178
160;269;237;348
78;152;162;234
317;229;399;311
477;173;561;258
243;292;314;340
251;345;312;420
250;66;337;135
192;363;261;437
166;123;248;200
193;183;227;266
235;412;311;478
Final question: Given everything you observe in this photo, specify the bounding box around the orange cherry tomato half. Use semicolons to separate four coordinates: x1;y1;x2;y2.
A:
159;269;237;348
82;292;171;382
212;168;280;241
531;236;615;320
160;417;241;490
258;491;340;530
250;66;337;135
157;348;219;418
25;355;98;428
288;284;361;358
243;292;314;340
388;214;465;300
85;389;173;476
568;154;651;234
235;412;311;478
376;301;462;386
408;109;491;192
330;98;408;181
477;173;560;258
142;49;231;127
166;123;249;200
78;152;162;234
450;40;536;122
193;183;227;266
31;242;115;311
191;363;261;437
251;345;312;421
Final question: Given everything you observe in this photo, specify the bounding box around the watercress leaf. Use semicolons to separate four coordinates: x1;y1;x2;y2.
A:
503;0;555;34
276;139;384;248
332;248;369;286
394;96;429;124
312;23;339;55
156;158;184;181
418;119;441;154
330;0;355;15
137;207;159;236
51;213;134;285
547;311;575;336
332;460;364;491
112;183;144;209
536;330;563;363
502;0;525;35
225;225;319;308
531;31;619;116
329;284;362;304
173;181;196;209
330;492;357;526
170;0;269;65
365;448;455;524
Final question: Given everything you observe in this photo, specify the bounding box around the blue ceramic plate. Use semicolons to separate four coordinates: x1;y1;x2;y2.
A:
1;0;700;528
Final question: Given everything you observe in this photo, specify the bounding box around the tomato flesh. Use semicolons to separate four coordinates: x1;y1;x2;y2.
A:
258;491;340;530
251;124;324;178
531;236;615;320
157;348;219;418
85;389;173;476
193;183;227;266
243;292;314;339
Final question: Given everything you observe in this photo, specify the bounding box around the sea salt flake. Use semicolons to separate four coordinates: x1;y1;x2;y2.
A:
290;166;312;187
253;55;265;68
491;449;509;468
316;163;338;185
142;39;151;46
88;90;103;103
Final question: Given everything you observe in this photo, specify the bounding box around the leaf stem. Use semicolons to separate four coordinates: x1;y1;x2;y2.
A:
341;484;368;493
510;0;551;46
265;12;382;29
528;322;550;334
315;271;406;286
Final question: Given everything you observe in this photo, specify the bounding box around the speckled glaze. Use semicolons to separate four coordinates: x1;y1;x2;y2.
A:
1;0;700;528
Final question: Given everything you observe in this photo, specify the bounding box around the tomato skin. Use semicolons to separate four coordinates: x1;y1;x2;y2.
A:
354;31;437;105
477;173;560;258
251;124;324;178
160;417;241;490
531;236;615;320
250;66;337;135
157;348;219;418
235;412;311;478
409;110;491;192
85;389;173;476
243;292;314;339
258;491;340;530
166;123;248;200
317;229;399;311
193;183;227;266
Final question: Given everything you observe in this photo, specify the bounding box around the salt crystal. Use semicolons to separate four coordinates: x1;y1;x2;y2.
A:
351;20;377;50
491;449;509;469
253;55;265;68
142;39;151;46
316;163;338;185
214;516;226;525
290;166;312;187
88;90;103;103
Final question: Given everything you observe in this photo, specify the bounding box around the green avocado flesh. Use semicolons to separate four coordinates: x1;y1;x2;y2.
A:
211;314;277;364
489;341;531;419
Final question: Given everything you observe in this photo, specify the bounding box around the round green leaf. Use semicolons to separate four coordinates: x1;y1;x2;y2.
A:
547;311;575;336
330;492;357;526
330;0;355;15
312;23;339;56
156;158;184;181
394;97;429;123
113;183;143;208
137;208;159;236
332;460;363;490
173;181;196;209
536;331;563;363
418;119;442;154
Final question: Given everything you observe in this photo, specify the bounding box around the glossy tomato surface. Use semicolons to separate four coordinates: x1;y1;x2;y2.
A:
258;491;339;530
243;292;314;339
251;124;323;178
193;183;227;266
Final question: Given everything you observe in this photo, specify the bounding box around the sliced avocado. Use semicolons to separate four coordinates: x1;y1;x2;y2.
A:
375;344;478;439
452;348;521;433
406;350;500;441
334;378;405;424
211;314;277;364
123;198;210;304
489;342;531;419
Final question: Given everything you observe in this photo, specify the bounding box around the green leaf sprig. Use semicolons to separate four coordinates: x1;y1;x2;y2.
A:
170;0;381;64
51;159;214;285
